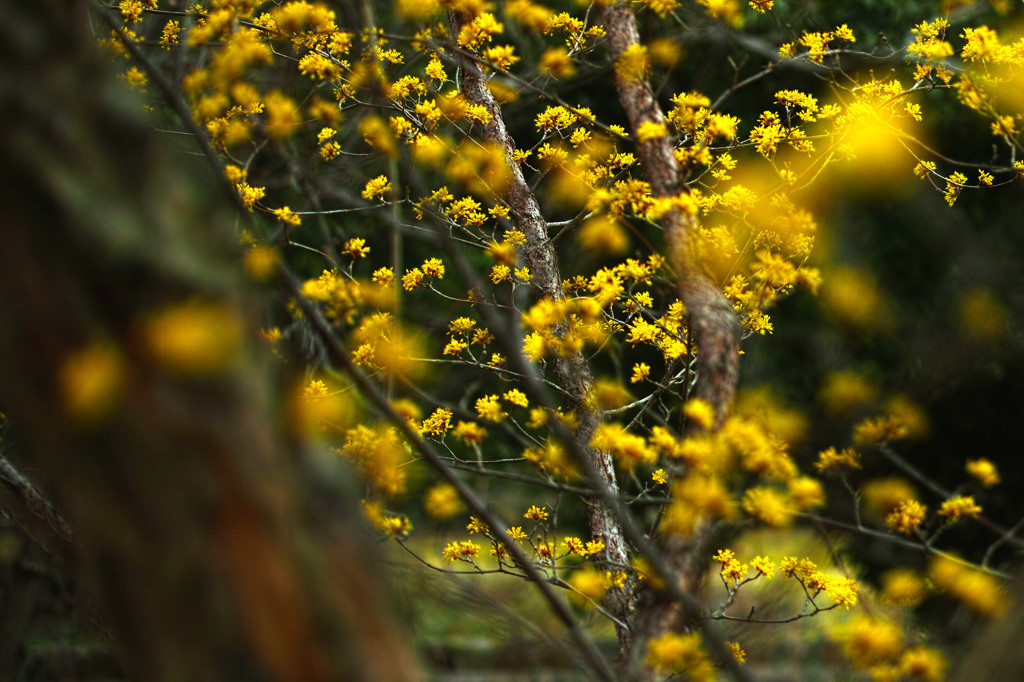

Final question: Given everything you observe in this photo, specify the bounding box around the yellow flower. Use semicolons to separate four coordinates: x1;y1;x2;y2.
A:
569;567;607;603
424;483;464;519
421;257;445;278
343;238;370;258
442;540;481;562
630;362;651;383
787;476;825;511
605;570;627;589
885;499;927;535
160;19;181;47
59;341;125;422
591;422;657;469
636;121;668;142
930;556;1005;617
938;495;982;522
815;446;862;473
898;647;946;682
443;337;468;356
832;615;903;669
683;398;715;430
880;568;927;606
362;174;392;201
967;458;1000;486
453;420;487;445
524;505;549;521
861;477;917;521
143;300;242;375
503;389;529;407
475;394;505;422
274;206;301;226
243;245;279;280
263;91;300;139
420;408;453;436
645;633;714;677
371;267;395;286
119;67;147;90
425;58;446;81
742;486;795;527
750;555;774;580
490;264;511;283
402;267;424;291
615;44;649;83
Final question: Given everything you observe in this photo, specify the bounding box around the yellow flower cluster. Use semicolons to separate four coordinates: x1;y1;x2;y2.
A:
778;555;858;607
937;495;982;522
337;425;407;496
885;499;927;535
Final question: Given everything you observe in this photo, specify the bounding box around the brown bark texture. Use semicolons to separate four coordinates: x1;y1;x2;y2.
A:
598;3;742;678
0;2;419;681
449;13;634;637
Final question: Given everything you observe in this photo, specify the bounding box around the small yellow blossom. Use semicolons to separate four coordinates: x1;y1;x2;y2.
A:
442;540;481;562
631;362;651;383
645;632;713;677
742;486;795;527
880;568;927;606
402;268;424;291
815;446;861;473
453;420;487;445
606;570;627;589
343;238;370;258
362;174;392;201
421;257;445;278
683;398;715;430
425;58;446;82
143;300;242;375
938;495;982;522
569;567;608;603
832;615;903;669
636;121;668;142
363;268;392;290
503;389;529;407
421;408;453;436
751;555;774;580
966;458;1000;487
490;264;511;283
885;499;927;535
244;246;279;281
443;337;468;356
475;394;505;422
615;44;649;82
524;505;549;521
538;47;576;78
274;206;301;226
425;483;464;519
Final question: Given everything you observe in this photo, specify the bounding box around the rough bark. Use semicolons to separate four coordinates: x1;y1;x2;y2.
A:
598;3;742;678
0;2;419;680
449;14;634;638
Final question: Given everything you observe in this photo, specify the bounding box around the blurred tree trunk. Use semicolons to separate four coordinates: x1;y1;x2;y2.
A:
0;2;419;681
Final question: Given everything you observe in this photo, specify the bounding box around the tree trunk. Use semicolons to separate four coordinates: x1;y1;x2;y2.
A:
0;2;419;680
